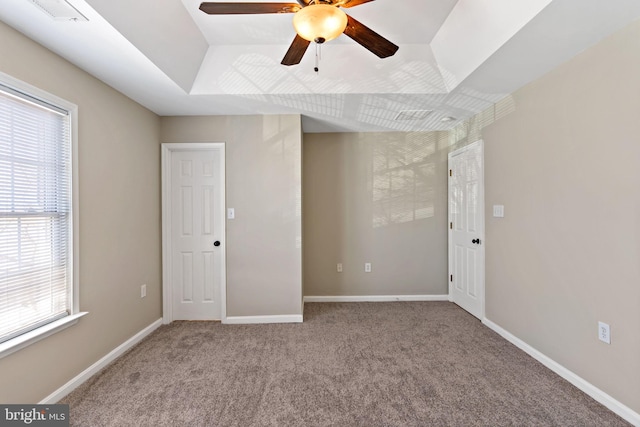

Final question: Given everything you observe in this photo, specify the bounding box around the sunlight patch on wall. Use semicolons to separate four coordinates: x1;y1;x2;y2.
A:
372;133;437;228
261;116;302;246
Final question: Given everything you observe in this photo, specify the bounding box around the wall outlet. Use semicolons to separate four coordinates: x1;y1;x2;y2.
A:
598;321;610;344
337;263;343;273
141;284;147;298
364;263;372;273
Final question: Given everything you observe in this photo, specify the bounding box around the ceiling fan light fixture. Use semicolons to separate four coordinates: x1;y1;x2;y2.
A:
293;4;348;43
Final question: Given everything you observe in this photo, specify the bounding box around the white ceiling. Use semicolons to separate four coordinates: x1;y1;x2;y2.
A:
1;0;640;132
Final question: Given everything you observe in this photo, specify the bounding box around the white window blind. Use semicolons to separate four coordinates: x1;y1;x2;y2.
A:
0;83;72;344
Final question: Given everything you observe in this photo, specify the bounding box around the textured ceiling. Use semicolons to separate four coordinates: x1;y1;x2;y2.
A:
1;0;640;132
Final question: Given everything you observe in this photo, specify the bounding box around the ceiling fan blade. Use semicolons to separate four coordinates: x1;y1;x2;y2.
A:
281;34;311;66
199;2;300;15
343;14;398;58
337;0;375;8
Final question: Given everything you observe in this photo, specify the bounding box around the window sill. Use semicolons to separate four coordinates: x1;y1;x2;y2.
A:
0;312;88;360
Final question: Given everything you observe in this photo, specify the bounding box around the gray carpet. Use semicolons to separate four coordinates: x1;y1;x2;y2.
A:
62;302;629;426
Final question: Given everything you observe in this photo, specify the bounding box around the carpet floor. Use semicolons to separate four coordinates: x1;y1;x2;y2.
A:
62;302;629;426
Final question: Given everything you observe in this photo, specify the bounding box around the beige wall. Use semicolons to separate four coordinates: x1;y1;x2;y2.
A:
479;19;640;413
0;22;162;402
160;115;303;317
303;132;450;296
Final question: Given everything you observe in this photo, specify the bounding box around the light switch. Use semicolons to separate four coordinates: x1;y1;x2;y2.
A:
493;205;504;218
227;208;235;219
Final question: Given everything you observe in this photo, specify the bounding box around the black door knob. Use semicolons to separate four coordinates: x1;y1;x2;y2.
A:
213;241;221;247
472;238;481;244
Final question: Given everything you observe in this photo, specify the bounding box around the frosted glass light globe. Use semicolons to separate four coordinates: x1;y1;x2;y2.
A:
293;4;348;43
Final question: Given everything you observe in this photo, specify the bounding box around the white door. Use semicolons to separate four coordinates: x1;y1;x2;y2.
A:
166;146;225;321
448;140;484;319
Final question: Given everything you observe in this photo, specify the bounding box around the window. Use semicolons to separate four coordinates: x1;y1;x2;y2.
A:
0;75;83;358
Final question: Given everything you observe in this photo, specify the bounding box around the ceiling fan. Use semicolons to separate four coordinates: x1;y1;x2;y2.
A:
199;0;399;66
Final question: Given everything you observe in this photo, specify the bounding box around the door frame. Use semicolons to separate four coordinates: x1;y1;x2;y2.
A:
161;142;226;324
447;139;485;319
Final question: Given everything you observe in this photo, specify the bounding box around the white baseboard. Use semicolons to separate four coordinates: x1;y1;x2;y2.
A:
40;318;163;404
223;314;303;325
482;318;640;426
304;295;449;303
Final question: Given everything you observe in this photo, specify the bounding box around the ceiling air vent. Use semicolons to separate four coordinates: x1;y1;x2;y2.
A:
28;0;88;21
394;110;433;121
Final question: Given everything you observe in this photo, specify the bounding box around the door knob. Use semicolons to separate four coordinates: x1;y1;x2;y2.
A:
472;238;481;244
213;241;221;247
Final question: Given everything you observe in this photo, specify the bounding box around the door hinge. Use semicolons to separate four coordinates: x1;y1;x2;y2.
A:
450;274;453;282
449;169;452;177
450;222;453;229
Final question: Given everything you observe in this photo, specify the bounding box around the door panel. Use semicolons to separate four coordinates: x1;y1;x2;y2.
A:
181;252;193;302
467;182;478;232
467;248;477;297
203;186;213;235
454;245;464;292
181;187;193;236
203;252;214;301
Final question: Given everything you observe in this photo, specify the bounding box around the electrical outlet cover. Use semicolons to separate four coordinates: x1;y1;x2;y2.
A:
598;321;610;344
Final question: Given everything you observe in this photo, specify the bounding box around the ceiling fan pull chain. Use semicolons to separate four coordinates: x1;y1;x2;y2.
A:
314;43;321;74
